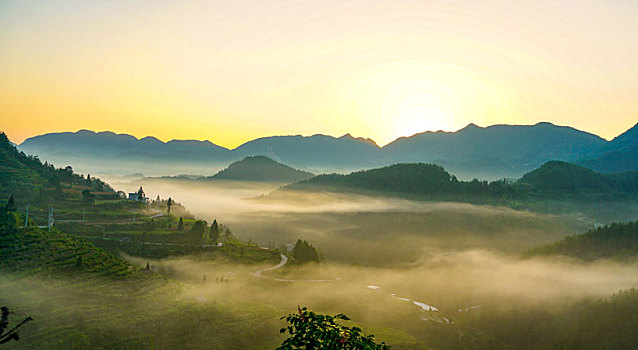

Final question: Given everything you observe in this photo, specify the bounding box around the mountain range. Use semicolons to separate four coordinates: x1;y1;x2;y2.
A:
17;122;638;179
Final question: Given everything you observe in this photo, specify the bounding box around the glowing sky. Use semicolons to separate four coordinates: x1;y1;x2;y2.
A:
1;0;637;147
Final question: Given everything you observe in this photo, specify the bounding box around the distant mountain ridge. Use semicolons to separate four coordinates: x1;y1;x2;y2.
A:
18;122;638;178
579;122;638;173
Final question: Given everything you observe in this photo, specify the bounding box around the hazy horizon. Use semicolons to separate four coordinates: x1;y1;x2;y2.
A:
3;0;638;147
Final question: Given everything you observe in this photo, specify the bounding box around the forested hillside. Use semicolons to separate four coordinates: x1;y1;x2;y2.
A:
525;222;638;261
209;156;314;183
284;163;518;203
518;161;638;196
283;161;638;202
0;132;113;205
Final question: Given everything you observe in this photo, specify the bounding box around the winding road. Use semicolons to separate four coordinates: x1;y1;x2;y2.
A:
251;254;340;283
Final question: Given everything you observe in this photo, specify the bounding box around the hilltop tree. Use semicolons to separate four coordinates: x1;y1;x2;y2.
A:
177;217;184;232
137;186;145;200
210;219;219;242
0;306;33;345
190;220;208;241
85;174;92;186
292;240;320;264
167;197;172;214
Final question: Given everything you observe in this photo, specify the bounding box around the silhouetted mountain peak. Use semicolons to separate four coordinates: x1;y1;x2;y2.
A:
339;133;379;147
460;123;482;131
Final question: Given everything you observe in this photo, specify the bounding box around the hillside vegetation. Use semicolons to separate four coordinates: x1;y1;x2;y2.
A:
283;161;638;205
284;163;518;203
283;161;638;203
525;222;638;261
0;132;113;206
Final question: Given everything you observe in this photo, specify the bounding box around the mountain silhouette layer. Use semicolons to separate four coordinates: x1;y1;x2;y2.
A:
18;122;638;178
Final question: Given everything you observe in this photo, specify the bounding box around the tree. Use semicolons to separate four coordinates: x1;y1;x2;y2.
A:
85;174;92;186
81;189;94;202
177;217;184;232
0;306;33;345
167;197;172;214
210;219;219;242
190;220;208;241
5;196;16;212
277;307;389;350
137;186;145;201
292;240;320;264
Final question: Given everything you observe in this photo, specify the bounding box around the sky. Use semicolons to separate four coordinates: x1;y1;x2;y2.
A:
1;0;637;147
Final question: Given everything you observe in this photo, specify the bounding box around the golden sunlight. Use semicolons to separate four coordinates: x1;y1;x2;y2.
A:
390;90;452;138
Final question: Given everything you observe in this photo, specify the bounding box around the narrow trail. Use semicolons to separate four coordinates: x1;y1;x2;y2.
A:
251;254;340;283
90;236;222;248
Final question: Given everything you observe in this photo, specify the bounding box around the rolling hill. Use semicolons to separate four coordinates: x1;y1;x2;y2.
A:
209;156;314;183
518;161;638;196
279;161;638;209
282;163;518;203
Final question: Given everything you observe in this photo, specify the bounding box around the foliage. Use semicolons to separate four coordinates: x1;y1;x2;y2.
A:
525;221;638;261
285;163;519;204
210;219;220;242
283;162;638;215
292;239;320;264
190;219;208;241
177;217;184;231
0;132;113;205
278;307;389;350
454;287;638;350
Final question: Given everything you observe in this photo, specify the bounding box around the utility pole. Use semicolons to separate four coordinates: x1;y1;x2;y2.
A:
47;207;53;230
25;205;29;228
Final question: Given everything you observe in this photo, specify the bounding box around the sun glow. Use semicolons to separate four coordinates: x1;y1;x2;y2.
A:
392;92;452;138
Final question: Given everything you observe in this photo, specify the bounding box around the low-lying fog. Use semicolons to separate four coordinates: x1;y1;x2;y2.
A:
104;176;638;308
6;176;638;348
106;177;592;264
